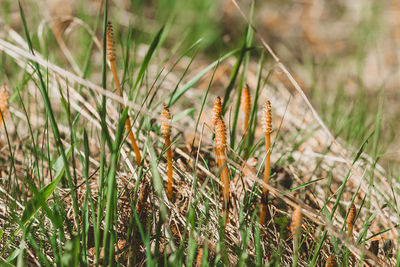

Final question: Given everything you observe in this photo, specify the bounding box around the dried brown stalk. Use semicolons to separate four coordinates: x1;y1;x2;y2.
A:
161;103;173;200
240;84;251;138
0;85;9;127
214;116;230;224
106;22;141;165
260;101;272;224
346;203;356;238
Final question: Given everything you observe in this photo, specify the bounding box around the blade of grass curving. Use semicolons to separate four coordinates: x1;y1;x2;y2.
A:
221;43;246;114
167;47;199;106
146;136;168;222
286;178;324;194
75;130;95;264
121;23;134;88
244;53;265;157
131;25;165;101
231;3;253;149
15;87;41;187
169;48;242;105
81;1;103;78
1;144;72;257
96;0;109;263
310;137;370;265
20;147;72;230
149;38;203;108
102;107;129;264
19;1;80;235
192;62;218;147
133;209;155;265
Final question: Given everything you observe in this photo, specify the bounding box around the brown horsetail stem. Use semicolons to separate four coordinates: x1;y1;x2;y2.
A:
106;22;141;165
346;203;356;238
290;205;302;236
0;85;8;127
214;116;230;224
325;255;337;267
291;205;302;267
195;247;203;267
260;101;272;224
212;96;222;125
240;84;251;138
161;103;173;200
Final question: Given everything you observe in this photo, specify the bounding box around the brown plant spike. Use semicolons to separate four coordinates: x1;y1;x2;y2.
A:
290;205;302;235
212;96;222;125
240;84;251;138
260;101;272;224
195;247;203;267
0;85;9;127
347;203;356;238
161;104;173;200
214;116;230;225
107;22;141;165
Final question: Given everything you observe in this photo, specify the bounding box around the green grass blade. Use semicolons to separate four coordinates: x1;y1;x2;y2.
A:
19;0;80;236
20;147;72;229
169;48;242;105
131;26;165;100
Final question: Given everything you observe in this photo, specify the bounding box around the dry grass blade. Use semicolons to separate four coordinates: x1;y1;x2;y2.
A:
260;100;272;224
214;116;230;225
107;21;141;165
240;84;251;138
161;103;173;200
